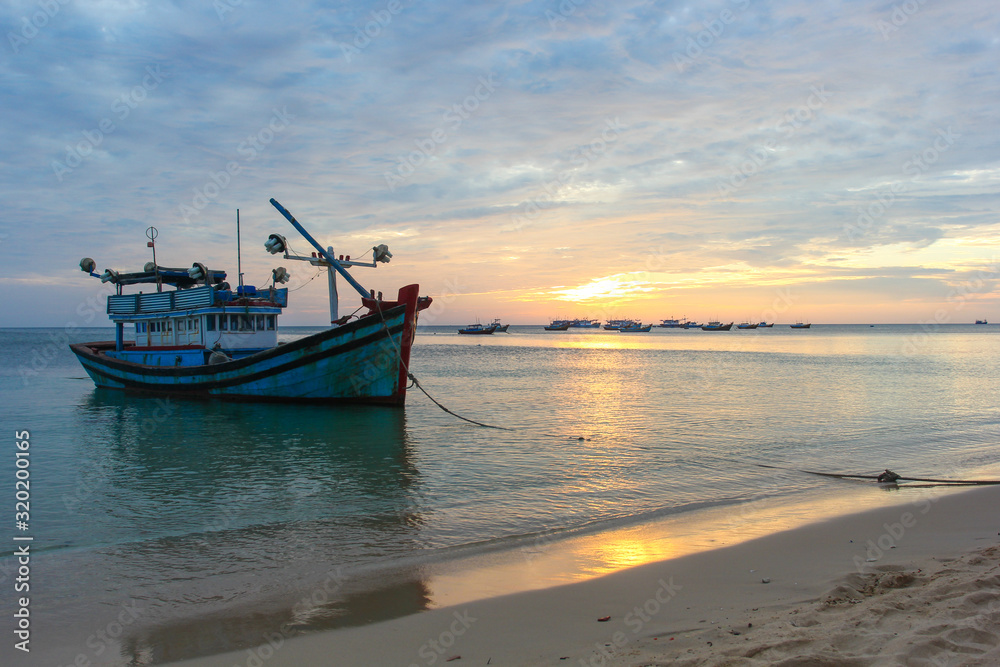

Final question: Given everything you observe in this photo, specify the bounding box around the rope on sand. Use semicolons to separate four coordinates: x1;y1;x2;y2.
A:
756;464;1000;486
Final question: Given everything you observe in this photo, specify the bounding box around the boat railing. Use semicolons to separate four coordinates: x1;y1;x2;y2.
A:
107;285;288;315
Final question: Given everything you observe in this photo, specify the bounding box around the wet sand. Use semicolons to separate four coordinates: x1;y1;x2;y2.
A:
166;484;1000;666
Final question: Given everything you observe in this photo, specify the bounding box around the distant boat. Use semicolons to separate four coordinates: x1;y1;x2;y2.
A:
604;319;638;331
618;323;652;332
790;322;811;329
491;318;509;332
681;320;701;329
569;319;600;328
975;319;988;325
701;321;733;331
757;322;774;328
544;320;572;331
658;318;683;328
458;322;497;335
736;322;758;330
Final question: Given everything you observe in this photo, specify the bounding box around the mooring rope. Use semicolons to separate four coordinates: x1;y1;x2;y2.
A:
756;464;1000;486
406;372;512;430
373;304;512;431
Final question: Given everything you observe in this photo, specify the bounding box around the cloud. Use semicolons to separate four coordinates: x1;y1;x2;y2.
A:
0;0;997;324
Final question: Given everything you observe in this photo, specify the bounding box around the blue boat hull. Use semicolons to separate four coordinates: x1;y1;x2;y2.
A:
71;303;418;405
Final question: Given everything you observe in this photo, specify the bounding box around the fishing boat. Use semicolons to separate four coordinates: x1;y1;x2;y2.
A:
975;319;988;325
701;321;733;331
658;318;683;328
544;320;572;331
458;322;497;335
790;322;812;329
569;319;600;328
681;320;701;329
603;319;638;331
69;199;432;406
757;322;774;328
618;323;652;332
736;322;758;330
491;318;509;332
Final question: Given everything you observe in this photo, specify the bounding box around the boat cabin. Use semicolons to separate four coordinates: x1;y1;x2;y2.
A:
98;265;288;366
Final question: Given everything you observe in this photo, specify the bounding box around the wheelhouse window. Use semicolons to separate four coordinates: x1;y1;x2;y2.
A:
219;314;228;331
206;315;216;332
266;315;276;330
256;314;265;331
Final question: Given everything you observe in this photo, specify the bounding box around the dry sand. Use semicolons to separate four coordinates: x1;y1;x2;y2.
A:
169;485;1000;666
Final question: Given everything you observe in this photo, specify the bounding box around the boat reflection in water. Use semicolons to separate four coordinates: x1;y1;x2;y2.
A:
57;390;431;665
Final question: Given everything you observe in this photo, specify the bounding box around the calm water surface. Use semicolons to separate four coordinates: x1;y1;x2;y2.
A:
1;324;998;664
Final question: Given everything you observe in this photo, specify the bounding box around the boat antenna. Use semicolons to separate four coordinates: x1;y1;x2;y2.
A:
146;226;161;293
236;208;244;291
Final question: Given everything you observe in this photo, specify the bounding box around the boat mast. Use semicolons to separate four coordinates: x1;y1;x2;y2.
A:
327;245;338;324
236;208;244;291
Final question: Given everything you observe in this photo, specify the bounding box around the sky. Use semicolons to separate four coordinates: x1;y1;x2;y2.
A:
1;0;998;326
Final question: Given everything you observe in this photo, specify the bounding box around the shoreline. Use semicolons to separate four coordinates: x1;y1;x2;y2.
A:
166;484;1000;666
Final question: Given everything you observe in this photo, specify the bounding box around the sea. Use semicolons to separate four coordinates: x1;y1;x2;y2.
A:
1;323;998;665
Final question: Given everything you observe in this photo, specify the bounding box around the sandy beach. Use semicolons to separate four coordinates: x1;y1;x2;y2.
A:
166;484;1000;667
